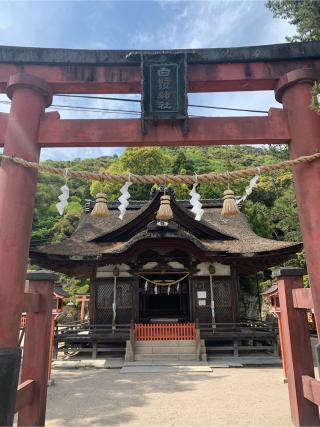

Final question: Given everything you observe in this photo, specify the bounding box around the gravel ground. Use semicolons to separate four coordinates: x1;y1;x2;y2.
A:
46;367;291;427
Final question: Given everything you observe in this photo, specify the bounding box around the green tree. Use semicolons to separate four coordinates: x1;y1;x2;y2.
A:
266;0;320;41
91;147;172;201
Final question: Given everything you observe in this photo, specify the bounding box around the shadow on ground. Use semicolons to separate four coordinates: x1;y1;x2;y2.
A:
46;369;226;426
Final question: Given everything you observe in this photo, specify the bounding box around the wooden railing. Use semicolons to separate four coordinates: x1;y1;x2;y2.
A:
135;322;196;341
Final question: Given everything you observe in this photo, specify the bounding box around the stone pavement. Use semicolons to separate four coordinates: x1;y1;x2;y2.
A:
46;366;291;426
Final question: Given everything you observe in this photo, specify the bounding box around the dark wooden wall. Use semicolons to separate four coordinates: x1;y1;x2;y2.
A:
93;277;138;324
92;274;239;325
192;276;237;323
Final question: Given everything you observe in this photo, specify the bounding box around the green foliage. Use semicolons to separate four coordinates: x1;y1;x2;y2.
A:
90;147;172;201
311;82;320;113
76;284;90;294
266;0;320;41
59;274;90;302
239;275;259;295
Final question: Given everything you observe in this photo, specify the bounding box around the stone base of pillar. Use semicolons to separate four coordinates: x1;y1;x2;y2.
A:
0;347;21;426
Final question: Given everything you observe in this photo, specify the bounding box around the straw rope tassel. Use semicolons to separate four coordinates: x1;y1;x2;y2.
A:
221;189;240;216
91;192;109;217
156;194;173;221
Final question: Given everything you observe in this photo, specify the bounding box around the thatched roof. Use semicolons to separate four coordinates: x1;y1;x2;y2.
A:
30;191;302;276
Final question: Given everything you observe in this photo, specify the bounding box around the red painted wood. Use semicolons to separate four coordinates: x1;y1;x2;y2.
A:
47;315;55;381
135;323;196;340
292;288;313;310
277;315;288;378
0;75;50;349
22;292;41;313
302;376;320;406
278;72;320;338
0;112;7;140
0;60;320;94
277;273;319;426
11;109;290;149
14;380;35;413
18;279;54;427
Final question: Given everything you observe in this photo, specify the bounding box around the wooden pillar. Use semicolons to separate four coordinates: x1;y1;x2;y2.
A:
0;74;51;426
231;264;240;323
47;314;56;381
89;268;96;324
274;267;319;427
276;312;288;379
276;70;320;337
18;270;58;427
80;295;86;322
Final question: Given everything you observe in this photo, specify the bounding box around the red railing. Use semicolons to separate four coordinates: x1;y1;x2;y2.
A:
135;322;196;341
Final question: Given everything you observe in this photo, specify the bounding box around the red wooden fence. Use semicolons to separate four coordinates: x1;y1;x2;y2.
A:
135;322;196;341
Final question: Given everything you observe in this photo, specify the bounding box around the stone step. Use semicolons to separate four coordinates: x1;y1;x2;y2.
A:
135;353;199;361
135;340;197;347
135;345;197;354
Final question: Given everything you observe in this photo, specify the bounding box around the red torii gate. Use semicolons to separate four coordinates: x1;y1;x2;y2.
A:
0;42;320;426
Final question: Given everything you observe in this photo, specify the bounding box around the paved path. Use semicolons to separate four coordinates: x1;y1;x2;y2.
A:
46;367;291;426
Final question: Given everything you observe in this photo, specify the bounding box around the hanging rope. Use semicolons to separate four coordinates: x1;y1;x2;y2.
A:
112;274;117;331
136;273;190;287
0;151;320;185
209;274;216;330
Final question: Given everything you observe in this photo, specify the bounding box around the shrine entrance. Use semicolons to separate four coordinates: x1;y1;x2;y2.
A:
139;276;190;323
1;42;320;427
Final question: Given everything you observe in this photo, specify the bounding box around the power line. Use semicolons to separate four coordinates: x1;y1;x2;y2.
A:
0;100;140;116
56;94;268;114
49;103;141;115
0;100;204;118
58;94;141;103
0;97;268;116
188;103;268;114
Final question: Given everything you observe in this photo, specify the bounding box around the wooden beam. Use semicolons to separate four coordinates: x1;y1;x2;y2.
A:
0;60;319;94
18;275;55;426
28;108;289;148
292;288;314;310
15;380;35;413
22;292;40;313
302;376;320;406
0;109;290;148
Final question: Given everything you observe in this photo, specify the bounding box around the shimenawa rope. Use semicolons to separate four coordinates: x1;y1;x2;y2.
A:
0;151;320;185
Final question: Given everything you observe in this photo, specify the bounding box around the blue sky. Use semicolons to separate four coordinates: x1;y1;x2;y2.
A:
0;0;295;161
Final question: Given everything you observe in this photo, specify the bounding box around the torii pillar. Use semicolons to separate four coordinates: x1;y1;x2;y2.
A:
0;74;51;426
276;69;320;337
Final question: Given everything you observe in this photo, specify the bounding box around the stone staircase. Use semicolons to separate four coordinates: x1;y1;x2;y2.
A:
126;339;207;362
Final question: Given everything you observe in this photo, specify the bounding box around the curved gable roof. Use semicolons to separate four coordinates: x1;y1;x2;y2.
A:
78;192;236;243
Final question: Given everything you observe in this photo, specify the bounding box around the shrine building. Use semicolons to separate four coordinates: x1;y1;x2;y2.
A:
31;188;301;359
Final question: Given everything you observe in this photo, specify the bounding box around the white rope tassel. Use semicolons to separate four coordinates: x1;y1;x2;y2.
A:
167;285;171;295
177;283;180;292
118;175;132;220
56;169;70;215
112;276;117;331
211;300;216;328
144;281;148;291
209;274;216;329
189;177;204;221
238;167;260;204
154;285;158;295
112;302;116;330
